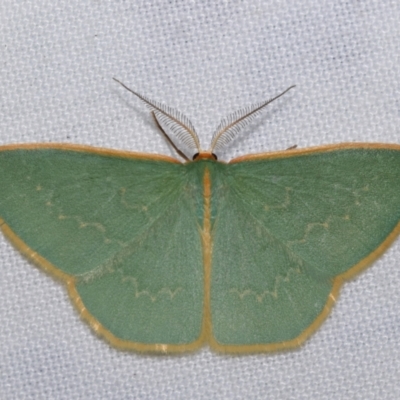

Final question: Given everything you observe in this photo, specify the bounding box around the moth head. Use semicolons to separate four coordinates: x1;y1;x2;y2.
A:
113;78;295;161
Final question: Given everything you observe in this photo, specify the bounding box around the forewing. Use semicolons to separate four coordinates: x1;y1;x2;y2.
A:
210;146;400;350
0;146;204;350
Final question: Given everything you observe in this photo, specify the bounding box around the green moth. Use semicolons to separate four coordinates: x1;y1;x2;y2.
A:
1;80;399;354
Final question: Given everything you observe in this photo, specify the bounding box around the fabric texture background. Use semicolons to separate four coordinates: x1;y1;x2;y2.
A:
1;1;400;399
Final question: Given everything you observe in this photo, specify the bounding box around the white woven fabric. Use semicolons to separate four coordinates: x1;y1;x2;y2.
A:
1;1;400;399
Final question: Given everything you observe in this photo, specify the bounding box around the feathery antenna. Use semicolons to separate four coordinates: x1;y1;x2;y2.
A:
113;78;201;158
210;85;295;154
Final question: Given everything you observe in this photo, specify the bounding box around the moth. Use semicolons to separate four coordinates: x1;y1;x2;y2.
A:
0;79;399;353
